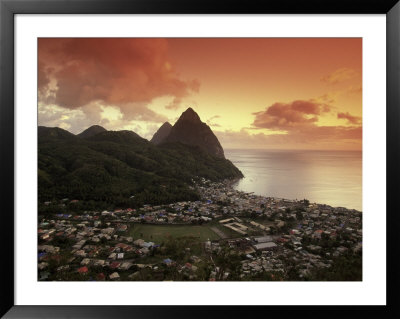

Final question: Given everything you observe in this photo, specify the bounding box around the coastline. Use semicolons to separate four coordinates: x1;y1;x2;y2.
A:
224;178;361;213
225;149;362;212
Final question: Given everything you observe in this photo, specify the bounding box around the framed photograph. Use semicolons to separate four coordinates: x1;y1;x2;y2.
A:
1;0;399;318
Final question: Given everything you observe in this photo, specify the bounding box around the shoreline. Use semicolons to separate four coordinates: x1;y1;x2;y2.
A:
222;179;362;213
225;149;362;212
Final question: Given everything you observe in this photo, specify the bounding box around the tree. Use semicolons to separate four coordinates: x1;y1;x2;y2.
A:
211;244;242;281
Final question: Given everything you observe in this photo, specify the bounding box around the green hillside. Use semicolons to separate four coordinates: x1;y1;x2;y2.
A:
38;127;243;210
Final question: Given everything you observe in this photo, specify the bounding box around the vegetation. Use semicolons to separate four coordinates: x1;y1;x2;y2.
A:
38;127;243;211
306;251;362;281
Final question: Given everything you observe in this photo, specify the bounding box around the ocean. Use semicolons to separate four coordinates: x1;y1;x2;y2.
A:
225;149;362;211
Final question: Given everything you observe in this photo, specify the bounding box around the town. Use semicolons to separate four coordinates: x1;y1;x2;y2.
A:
38;179;362;281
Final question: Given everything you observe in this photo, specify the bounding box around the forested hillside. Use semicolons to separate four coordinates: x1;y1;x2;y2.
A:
38;126;243;210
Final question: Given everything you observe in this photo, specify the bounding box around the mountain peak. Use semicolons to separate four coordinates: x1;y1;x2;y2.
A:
162;107;225;158
160;122;172;128
150;122;172;145
78;125;107;138
179;107;201;123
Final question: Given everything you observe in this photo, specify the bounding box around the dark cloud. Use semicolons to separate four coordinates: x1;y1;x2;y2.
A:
252;100;331;130
38;61;50;94
38;38;200;121
246;99;361;149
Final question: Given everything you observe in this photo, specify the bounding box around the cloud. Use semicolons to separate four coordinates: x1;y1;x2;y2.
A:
321;68;358;84
38;62;50;95
208;115;221;121
315;93;336;105
337;112;362;125
119;102;168;122
165;97;182;110
206;115;221;127
38;102;111;134
38;102;166;140
241;98;361;150
38;38;200;122
209;123;221;128
252;100;331;130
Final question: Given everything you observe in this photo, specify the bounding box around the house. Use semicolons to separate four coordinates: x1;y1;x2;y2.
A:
101;227;114;235
57;265;69;272
117;224;128;232
94;259;105;267
253;242;277;251
75;250;86;258
77;266;88;274
134;239;145;247
142;242;154;248
163;258;173;266
81;258;90;266
253;236;273;243
38;262;48;270
109;272;120;280
120;262;133;270
39;271;50;280
96;273;106;281
219;218;235;224
110;261;121;270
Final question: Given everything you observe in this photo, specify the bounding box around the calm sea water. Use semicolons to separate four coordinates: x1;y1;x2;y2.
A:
225;149;362;211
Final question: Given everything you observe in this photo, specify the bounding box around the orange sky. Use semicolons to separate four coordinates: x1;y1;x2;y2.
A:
38;38;362;150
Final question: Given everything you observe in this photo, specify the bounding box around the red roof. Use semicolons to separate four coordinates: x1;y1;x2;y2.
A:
78;266;88;274
96;273;106;280
110;262;120;269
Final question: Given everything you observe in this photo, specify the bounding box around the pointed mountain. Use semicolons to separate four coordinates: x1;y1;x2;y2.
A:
77;125;107;138
162;107;225;158
150;122;172;145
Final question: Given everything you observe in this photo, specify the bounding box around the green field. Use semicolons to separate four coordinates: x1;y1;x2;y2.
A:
128;223;220;243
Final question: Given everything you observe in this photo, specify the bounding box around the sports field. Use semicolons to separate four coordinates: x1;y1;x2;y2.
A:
128;223;220;243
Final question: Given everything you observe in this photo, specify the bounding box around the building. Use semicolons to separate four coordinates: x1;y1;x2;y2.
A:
253;242;277;251
254;236;273;243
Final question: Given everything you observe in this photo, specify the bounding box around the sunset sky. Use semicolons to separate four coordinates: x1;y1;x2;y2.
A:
38;38;362;150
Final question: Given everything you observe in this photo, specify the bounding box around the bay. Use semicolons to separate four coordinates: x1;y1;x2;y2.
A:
225;149;362;211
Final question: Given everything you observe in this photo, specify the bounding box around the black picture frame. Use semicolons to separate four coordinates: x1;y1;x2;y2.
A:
1;0;399;318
